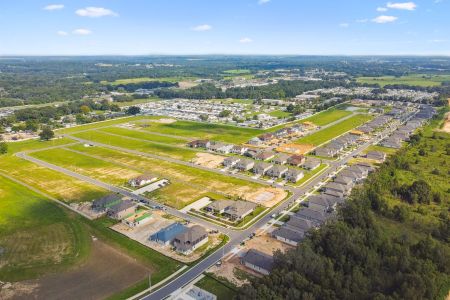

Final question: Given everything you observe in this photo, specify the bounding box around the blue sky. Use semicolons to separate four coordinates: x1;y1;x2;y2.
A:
0;0;449;55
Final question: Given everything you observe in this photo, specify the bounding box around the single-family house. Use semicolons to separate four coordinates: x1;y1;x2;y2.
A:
255;151;275;161
223;156;240;167
296;208;328;224
235;159;255;171
324;182;349;195
303;158;321;170
267;165;288;178
333;175;354;188
92;193;122;212
173;225;208;255
205;200;257;221
188;140;210;148
272;154;290;165
366;151;386;161
315;146;339;158
240;249;274;275
308;194;341;212
253;162;273;175
150;222;187;246
285;168;304;183
107;200;137;220
287;155;305;167
272;227;305;246
248;137;263;146
231;145;248;155
128;174;158;187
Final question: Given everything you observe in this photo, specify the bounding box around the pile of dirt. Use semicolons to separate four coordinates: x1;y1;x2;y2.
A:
245;187;288;208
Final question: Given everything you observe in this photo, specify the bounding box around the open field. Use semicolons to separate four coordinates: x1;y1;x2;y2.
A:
61;144;277;209
134;119;263;144
99;126;190;144
296;114;372;146
31;148;141;186
363;144;398;155
301;108;352;126
101;76;197;85
269;110;292;118
115;97;160;107
356;74;450;87
0;174;89;282
57;116;152;134
223;69;251;74
72;130;198;161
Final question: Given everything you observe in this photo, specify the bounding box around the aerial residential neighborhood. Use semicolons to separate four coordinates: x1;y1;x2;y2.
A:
0;1;449;300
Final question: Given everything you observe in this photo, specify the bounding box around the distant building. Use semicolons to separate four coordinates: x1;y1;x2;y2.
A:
235;159;255;171
92;193;122;212
303;158;321;170
128;174;158;187
107;200;137;220
285;168;304;183
287;155;306;167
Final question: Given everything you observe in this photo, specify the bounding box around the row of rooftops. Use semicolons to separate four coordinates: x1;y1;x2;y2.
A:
273;162;374;246
314;132;359;157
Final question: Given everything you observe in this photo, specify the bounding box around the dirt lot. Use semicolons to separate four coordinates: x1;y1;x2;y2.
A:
193;153;226;168
149;118;177;124
276;143;314;155
0;132;38;142
244;187;288;208
1;240;151;300
441;111;450;133
244;231;293;255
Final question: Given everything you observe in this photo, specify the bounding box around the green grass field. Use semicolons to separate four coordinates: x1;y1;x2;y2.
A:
116;97;160;107
269;110;292;118
98;126;190;144
0;174;90;281
195;275;237;300
223;69;251;74
302;108;352;126
135;119;263;143
72;130;198;161
356;74;450;87
297;114;372;146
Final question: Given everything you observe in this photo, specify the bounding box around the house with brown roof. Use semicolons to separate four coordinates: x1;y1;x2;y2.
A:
255;151;275;161
287;155;306;167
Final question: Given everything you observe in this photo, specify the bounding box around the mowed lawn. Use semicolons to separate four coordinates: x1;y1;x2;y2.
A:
31;148;141;186
301;109;352;126
297;114;372;146
72;130;198;161
356;74;450;87
66;144;267;209
0;175;90;281
135;120;263;143
98;126;190;144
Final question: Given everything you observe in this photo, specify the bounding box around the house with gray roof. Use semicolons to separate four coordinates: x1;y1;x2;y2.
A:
253;162;273;175
235;159;255;171
296;208;328;224
303;158;321;170
285;168;304;183
240;249;274;275
255;150;276;161
92;193;122;212
272;227;305;246
107;200;137;220
205;200;257;221
231;145;248;155
223;156;240;167
366;150;386;161
324;182;350;195
334;175;354;188
308;194;342;212
267;165;288;178
173;225;208;255
272;154;290;165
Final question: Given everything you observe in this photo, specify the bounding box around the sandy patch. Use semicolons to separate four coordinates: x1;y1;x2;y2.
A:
192;153;226;169
244;231;293;255
276;143;314;155
243;187;287;208
178;81;199;89
0;282;39;300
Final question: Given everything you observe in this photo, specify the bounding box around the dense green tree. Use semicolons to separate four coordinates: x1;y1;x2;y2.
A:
126;106;141;115
39;126;54;141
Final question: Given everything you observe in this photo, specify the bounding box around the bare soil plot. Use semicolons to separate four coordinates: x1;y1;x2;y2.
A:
441;111;450;133
276;143;314;155
244;232;293;255
193;153;226;168
3;240;151;300
244;187;288;208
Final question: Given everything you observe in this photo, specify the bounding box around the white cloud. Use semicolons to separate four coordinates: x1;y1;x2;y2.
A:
258;0;270;4
377;7;388;12
75;7;118;18
372;15;398;23
386;2;417;10
191;24;212;31
44;4;64;11
56;30;68;36
72;28;92;35
339;23;350;28
239;37;253;43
